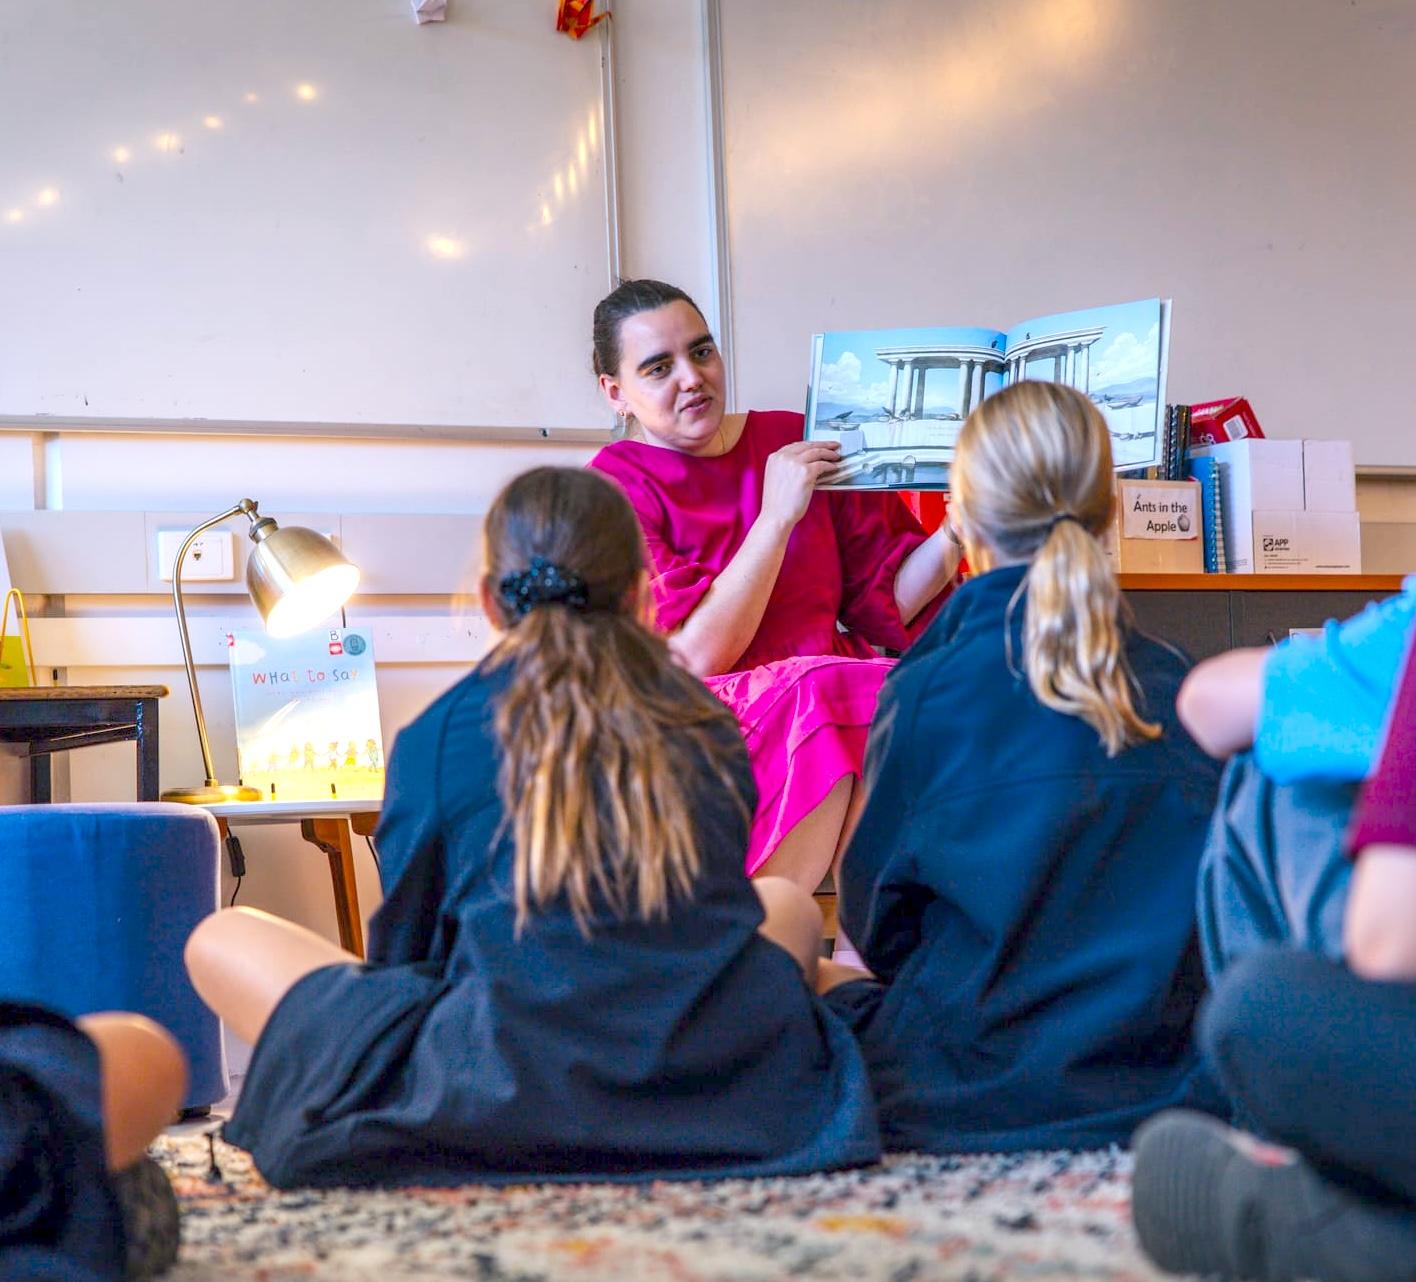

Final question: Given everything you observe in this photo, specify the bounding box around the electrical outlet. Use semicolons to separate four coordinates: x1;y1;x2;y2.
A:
157;529;235;581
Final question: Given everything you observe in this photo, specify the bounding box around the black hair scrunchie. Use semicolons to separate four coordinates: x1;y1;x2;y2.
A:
497;556;590;620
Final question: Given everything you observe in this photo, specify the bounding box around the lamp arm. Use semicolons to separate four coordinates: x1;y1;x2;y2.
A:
171;499;258;786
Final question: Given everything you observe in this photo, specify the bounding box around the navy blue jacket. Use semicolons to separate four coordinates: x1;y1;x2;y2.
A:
0;1004;125;1281
837;564;1222;1153
228;659;879;1187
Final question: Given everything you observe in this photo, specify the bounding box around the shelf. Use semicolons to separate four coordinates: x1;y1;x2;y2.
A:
1118;573;1405;592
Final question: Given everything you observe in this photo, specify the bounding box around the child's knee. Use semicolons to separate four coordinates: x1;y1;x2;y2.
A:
184;906;253;979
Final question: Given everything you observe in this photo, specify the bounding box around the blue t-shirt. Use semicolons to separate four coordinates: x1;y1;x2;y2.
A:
1255;575;1416;784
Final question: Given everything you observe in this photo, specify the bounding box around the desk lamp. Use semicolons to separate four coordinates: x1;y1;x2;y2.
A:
162;498;360;804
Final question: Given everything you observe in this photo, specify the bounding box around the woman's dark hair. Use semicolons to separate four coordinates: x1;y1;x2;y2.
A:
591;278;706;378
481;466;747;932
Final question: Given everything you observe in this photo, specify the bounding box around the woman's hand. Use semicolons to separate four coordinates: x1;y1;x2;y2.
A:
760;440;842;530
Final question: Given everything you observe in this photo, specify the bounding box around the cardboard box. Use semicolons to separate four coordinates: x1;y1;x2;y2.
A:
1190;439;1305;572
1189;396;1264;448
1108;479;1204;573
1302;439;1357;512
1252;510;1361;574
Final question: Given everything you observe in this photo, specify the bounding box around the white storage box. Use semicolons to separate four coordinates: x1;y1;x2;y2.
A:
1302;439;1357;512
1190;439;1305;572
1252;510;1362;574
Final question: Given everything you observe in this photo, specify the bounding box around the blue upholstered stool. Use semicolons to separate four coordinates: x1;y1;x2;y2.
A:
0;802;229;1111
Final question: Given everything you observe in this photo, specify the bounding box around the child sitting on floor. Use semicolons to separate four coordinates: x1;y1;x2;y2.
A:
1133;627;1416;1282
186;465;879;1189
823;380;1223;1153
1;1004;186;1280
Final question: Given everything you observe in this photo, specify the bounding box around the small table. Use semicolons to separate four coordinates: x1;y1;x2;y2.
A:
204;799;381;958
0;686;167;802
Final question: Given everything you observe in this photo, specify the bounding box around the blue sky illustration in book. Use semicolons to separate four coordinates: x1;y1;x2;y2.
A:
228;628;384;801
807;298;1166;488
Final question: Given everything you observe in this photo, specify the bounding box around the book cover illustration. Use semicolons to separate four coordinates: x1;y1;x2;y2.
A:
228;627;385;801
804;298;1170;489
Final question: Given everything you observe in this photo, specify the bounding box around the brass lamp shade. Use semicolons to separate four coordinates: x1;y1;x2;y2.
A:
247;522;361;638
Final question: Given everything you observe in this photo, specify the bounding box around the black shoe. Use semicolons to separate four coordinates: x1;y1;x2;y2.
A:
1132;1110;1416;1282
110;1156;180;1279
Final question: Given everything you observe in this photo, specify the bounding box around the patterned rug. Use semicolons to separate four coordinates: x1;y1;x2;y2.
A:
152;1132;1183;1281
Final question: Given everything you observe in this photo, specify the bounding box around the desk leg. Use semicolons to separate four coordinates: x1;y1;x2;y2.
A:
29;754;52;804
135;698;160;801
300;818;366;959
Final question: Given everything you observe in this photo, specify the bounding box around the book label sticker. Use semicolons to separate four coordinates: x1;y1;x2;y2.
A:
1121;482;1199;540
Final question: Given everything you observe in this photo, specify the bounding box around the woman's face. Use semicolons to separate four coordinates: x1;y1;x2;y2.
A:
598;300;726;453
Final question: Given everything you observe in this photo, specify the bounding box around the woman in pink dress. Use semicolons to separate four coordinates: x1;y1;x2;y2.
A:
587;279;961;916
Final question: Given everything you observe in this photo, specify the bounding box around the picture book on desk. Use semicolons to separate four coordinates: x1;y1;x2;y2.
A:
227;627;385;802
804;297;1170;490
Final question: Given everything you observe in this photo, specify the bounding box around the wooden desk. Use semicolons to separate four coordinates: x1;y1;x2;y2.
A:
204;799;380;958
0;685;167;802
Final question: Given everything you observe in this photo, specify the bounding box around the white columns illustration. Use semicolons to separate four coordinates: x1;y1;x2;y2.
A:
877;343;1007;421
1001;326;1103;393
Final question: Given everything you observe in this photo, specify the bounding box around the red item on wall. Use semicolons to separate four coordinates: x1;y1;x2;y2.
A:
556;0;609;39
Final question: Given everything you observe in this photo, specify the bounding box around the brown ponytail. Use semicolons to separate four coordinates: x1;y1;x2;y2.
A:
481;467;747;932
951;381;1161;756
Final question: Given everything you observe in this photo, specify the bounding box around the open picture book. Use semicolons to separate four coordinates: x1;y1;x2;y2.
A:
804;298;1170;489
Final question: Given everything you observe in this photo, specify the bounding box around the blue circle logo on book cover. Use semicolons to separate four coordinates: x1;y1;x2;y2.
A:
344;633;367;656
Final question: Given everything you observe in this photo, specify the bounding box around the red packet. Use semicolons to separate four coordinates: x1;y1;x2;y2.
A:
1189;397;1265;448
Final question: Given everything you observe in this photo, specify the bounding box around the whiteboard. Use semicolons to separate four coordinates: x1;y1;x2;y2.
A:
717;0;1416;468
0;0;612;432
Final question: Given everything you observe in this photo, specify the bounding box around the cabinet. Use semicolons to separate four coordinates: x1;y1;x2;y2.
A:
1120;574;1405;660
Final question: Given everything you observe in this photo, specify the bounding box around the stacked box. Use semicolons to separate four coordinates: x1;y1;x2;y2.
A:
1191;437;1360;573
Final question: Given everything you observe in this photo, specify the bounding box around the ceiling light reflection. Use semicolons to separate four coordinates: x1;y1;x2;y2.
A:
154;132;182;153
35;187;59;207
295;83;318;102
425;234;465;260
5;209;24;224
203;115;224;130
112;146;131;164
243;92;260;104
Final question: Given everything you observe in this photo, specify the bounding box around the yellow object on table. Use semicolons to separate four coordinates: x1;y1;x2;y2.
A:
0;589;35;688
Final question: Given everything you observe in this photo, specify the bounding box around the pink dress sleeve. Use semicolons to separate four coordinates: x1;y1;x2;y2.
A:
827;490;951;651
588;450;716;635
1347;632;1416;855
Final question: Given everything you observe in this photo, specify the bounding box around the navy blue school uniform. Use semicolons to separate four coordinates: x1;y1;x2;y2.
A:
225;661;880;1188
831;563;1223;1154
0;1003;126;1281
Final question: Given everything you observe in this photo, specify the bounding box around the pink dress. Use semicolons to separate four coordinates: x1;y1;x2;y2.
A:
590;410;950;874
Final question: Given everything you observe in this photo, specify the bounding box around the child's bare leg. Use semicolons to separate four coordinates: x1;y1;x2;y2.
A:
754;774;852;892
753;876;823;985
185;907;356;1047
829;776;869;967
75;1013;188;1171
816;957;874;994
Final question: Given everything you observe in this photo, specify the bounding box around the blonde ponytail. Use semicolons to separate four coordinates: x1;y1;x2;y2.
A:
482;468;748;934
953;381;1160;756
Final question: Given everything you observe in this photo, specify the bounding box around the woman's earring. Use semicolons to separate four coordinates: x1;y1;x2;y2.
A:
613;411;631;439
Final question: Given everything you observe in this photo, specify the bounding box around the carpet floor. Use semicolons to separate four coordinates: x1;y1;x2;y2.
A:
152;1131;1187;1281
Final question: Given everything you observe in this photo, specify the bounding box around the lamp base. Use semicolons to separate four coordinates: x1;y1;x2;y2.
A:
161;782;264;805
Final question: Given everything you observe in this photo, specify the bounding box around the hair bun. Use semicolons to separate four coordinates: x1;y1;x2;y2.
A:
497;556;590;620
